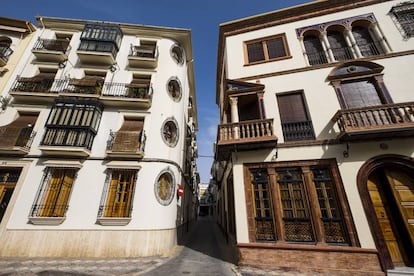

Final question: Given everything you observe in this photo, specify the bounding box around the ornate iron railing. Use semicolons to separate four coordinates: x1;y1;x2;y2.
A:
0;46;13;63
0;127;36;150
32;38;70;52
281;120;315;142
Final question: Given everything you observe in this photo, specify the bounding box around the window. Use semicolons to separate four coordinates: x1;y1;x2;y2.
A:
0;36;13;64
0;168;21;223
126;74;152;99
171;44;184;65
155;169;175;206
352;25;384;57
41;99;103;149
30;167;77;220
246;160;356;245
161;118;179;147
107;118;145;153
329;62;392;110
79;23;123;57
303;34;328;65
390;2;414;38
245;34;290;64
0;113;37;149
167;77;182;101
277;92;315;141
98;169;137;219
327;30;352;61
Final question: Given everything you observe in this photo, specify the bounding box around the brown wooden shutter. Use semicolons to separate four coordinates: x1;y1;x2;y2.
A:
0;114;37;147
277;93;308;123
111;119;144;152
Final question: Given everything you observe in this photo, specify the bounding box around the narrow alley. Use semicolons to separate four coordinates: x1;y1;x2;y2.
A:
146;215;239;276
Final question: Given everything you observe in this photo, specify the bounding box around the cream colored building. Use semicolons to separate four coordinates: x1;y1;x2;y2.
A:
0;17;36;106
213;0;414;275
0;16;198;257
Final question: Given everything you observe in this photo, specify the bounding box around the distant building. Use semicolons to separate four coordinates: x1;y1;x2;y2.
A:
0;16;198;258
212;0;414;275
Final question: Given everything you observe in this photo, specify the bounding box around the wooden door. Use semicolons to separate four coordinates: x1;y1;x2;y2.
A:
368;168;414;267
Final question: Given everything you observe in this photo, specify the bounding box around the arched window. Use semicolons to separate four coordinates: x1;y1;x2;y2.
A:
327;29;352;61
351;24;384;57
328;61;391;109
303;33;327;65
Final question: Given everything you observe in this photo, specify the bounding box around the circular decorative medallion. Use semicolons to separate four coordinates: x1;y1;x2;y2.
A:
161;118;179;147
155;169;175;206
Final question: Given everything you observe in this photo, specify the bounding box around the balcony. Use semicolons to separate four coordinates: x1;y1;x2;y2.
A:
9;77;58;103
10;77;153;108
0;127;35;155
216;119;278;161
106;130;145;159
77;41;117;66
39;127;95;157
0;46;13;66
32;38;70;63
331;102;414;141
128;45;158;69
282;121;315;142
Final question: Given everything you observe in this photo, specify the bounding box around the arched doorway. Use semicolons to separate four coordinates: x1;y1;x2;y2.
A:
357;155;414;270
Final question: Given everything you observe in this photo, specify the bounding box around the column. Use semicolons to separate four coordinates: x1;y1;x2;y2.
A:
320;31;335;62
345;29;362;58
298;37;310;66
371;22;391;54
229;97;240;139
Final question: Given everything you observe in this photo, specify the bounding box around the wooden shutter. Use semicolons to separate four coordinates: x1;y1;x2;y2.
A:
105;170;135;217
277;93;308;123
0;114;37;147
40;168;75;217
341;78;382;108
111;119;144;152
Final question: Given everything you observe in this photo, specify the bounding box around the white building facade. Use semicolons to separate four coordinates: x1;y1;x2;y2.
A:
213;0;414;275
0;16;198;257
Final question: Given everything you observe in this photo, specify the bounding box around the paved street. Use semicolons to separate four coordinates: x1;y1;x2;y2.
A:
0;216;242;276
146;215;238;276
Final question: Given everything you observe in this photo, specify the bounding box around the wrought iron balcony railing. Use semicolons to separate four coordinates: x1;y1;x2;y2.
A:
306;51;329;65
332;102;414;140
129;45;157;59
11;77;153;100
11;77;56;93
0;127;36;151
32;38;70;53
281;120;315;142
358;42;384;57
0;46;13;64
331;46;353;61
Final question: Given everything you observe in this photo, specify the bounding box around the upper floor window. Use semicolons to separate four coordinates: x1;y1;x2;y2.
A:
79;23;123;57
41;99;103;149
0;36;13;65
297;14;389;66
390;2;414;38
276;91;315;142
328;61;392;110
244;34;290;65
171;44;184;65
29;167;78;224
167;77;182;102
246;160;358;246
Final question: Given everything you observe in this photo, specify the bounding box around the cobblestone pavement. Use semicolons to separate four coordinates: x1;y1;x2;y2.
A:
0;256;172;275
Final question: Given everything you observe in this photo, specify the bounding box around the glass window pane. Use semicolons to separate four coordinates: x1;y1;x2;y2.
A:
247;42;265;63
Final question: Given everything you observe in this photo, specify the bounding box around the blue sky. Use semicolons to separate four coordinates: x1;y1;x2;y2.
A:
3;0;310;183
